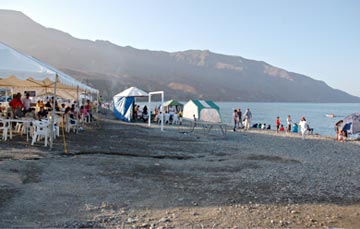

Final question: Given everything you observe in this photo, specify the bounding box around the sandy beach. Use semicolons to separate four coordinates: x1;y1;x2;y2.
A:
0;115;359;228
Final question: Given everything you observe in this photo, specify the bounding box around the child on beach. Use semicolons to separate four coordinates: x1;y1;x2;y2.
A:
279;124;285;132
275;116;281;133
292;123;299;133
338;130;348;142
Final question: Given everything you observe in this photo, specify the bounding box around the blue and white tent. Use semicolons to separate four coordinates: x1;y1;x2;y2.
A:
112;87;148;122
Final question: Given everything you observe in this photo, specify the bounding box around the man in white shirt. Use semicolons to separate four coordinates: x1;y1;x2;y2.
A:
244;108;252;130
22;93;31;112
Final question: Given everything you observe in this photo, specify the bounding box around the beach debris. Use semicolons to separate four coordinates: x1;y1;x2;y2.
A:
158;217;171;223
127;217;137;224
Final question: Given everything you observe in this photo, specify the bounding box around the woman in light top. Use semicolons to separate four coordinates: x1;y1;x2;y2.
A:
298;116;309;140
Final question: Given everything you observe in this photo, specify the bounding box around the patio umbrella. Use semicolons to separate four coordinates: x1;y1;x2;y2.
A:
340;113;360;134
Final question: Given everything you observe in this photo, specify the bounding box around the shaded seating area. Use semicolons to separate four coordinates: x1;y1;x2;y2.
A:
0;42;99;148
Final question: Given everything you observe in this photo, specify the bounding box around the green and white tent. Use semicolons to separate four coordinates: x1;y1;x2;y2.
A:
183;100;222;123
163;99;183;112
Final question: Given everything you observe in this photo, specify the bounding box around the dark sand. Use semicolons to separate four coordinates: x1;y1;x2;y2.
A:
0;116;359;228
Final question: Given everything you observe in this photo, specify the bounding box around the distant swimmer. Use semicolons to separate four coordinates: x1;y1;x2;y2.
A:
326;114;336;118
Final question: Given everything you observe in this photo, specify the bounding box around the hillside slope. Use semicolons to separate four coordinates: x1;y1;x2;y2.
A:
1;9;358;102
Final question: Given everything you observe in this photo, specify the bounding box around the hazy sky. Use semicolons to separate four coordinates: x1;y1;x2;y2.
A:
2;0;360;96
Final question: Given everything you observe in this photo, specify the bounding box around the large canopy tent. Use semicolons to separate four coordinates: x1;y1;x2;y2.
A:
0;42;98;148
0;42;98;100
112;86;148;122
27;55;98;99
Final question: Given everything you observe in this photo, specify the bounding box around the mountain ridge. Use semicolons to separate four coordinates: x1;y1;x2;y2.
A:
0;9;359;102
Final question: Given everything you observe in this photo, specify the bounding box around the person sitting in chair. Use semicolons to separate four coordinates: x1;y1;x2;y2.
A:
37;106;48;120
142;105;148;122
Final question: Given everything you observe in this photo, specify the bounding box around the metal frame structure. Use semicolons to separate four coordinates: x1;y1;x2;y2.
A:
148;91;164;131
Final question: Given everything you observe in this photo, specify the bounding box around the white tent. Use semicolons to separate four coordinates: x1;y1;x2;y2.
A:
183;100;222;123
0;42;98;99
113;86;148;99
0;42;98;147
28;55;98;98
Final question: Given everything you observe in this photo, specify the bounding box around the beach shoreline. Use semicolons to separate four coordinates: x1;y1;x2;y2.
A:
0;115;359;228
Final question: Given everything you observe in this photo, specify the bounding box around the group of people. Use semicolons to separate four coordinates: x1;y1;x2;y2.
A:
274;115;314;139
5;92;95;123
232;108;252;131
275;115;292;133
153;105;183;125
275;115;313;135
7;92;32;118
133;104;149;122
231;108;316;140
251;123;271;130
6;92;60;119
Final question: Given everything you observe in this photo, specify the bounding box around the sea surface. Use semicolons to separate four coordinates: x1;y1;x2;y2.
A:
140;101;360;137
217;102;360;137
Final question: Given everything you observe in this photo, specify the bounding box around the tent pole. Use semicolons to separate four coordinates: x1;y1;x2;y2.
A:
50;74;58;149
148;94;151;127
96;92;99;114
148;91;164;131
161;92;164;131
77;86;79;107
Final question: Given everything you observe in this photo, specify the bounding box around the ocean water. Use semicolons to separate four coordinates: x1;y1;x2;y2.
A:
217;102;360;137
138;101;360;137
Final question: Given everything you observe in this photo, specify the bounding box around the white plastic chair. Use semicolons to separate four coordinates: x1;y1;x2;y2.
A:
64;114;78;133
157;113;164;124
172;114;179;125
164;113;170;124
31;120;50;146
50;115;61;138
0;119;9;141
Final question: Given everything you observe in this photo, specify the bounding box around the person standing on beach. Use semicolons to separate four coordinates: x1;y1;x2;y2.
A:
334;120;344;141
299;116;309;140
286;115;292;133
244;108;252;130
232;109;238;132
237;108;242;128
275;116;281;133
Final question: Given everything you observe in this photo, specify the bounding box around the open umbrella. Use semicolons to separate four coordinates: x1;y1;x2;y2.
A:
340;113;360;134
